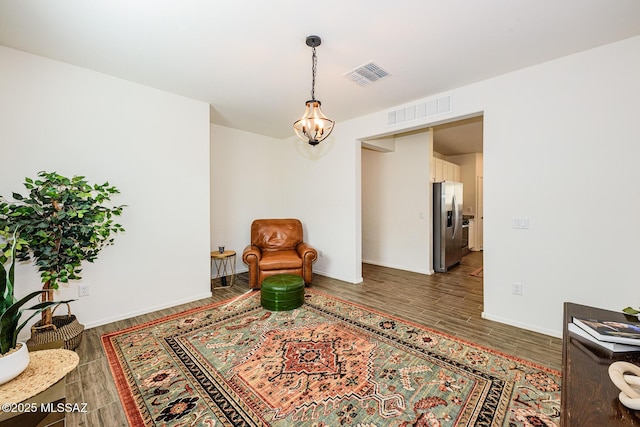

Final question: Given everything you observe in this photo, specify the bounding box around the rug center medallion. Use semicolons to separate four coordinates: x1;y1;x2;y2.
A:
233;322;404;420
280;339;340;377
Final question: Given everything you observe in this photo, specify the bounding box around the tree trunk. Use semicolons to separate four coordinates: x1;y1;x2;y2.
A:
40;279;54;326
43;199;62;327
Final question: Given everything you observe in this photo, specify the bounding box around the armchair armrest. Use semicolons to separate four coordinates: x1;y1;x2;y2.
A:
242;244;262;264
243;244;262;288
296;243;318;264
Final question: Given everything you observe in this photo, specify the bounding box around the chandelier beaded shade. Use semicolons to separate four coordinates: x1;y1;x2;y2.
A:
293;35;335;146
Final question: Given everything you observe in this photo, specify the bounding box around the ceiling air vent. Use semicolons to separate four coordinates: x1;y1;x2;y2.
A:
387;94;453;126
344;61;391;87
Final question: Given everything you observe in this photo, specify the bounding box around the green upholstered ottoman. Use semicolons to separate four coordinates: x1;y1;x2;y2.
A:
261;274;305;311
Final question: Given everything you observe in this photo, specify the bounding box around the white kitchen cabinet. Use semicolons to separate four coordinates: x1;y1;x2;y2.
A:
468;219;476;250
432;157;460;182
452;163;460;181
434;158;443;181
444;161;454;181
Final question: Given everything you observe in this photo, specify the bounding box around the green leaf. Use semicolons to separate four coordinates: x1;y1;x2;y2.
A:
622;307;640;315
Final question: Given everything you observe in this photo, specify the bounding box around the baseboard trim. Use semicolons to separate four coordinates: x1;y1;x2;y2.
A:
313;268;362;284
83;291;214;330
361;259;432;276
481;311;561;338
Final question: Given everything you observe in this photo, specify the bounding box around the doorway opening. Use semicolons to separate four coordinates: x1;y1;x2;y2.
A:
433;116;484;254
360;115;483;277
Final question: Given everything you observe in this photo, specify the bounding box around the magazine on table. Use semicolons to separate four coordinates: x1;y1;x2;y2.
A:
568;322;640;352
572;317;640;346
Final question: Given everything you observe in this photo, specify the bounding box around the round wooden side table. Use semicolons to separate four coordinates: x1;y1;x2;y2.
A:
0;349;79;425
211;250;236;288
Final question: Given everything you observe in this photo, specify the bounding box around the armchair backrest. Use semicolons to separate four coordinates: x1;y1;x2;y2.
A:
251;219;303;251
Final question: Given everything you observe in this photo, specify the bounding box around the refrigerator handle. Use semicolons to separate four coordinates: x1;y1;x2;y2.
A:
452;194;458;238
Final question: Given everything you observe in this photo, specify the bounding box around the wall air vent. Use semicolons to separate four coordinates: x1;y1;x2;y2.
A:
387;94;453;126
344;61;391;87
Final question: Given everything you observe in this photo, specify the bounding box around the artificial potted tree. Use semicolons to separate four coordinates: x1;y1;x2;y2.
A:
0;229;71;384
0;171;125;349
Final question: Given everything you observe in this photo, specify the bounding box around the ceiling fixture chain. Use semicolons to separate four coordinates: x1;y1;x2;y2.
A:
310;43;317;101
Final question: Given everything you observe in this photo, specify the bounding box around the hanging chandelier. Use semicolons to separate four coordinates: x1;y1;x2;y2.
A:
293;35;335;146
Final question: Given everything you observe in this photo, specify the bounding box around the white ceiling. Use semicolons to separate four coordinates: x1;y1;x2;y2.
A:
433;116;483;156
1;1;639;146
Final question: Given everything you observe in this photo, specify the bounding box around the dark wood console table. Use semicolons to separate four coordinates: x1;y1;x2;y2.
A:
562;302;640;426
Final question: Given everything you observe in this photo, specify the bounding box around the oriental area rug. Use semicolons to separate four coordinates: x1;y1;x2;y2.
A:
102;289;561;427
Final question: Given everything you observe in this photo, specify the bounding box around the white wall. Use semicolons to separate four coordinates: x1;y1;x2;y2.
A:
362;131;431;273
478;36;640;336
0;46;212;335
209;124;362;282
210;124;288;272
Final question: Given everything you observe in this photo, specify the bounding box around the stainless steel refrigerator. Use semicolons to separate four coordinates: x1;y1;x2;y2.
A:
433;181;463;272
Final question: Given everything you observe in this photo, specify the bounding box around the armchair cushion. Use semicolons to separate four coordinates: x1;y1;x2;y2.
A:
259;250;302;270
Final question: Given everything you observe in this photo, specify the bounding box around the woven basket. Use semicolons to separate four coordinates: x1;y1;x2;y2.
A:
27;303;84;350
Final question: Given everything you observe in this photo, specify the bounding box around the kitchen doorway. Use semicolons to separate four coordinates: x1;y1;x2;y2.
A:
360;114;484;276
432;116;483;256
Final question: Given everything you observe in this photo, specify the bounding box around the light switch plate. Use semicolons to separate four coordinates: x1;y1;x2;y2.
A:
512;282;523;295
511;217;529;229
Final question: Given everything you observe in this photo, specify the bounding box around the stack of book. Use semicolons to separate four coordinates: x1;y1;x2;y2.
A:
569;317;640;352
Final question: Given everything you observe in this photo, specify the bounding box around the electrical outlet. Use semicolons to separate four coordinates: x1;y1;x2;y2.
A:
512;282;523;296
78;285;90;297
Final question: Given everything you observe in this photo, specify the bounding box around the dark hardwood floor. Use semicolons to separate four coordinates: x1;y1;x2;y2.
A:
63;251;562;426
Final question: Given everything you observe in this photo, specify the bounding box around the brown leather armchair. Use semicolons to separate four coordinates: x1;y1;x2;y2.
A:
242;218;318;289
